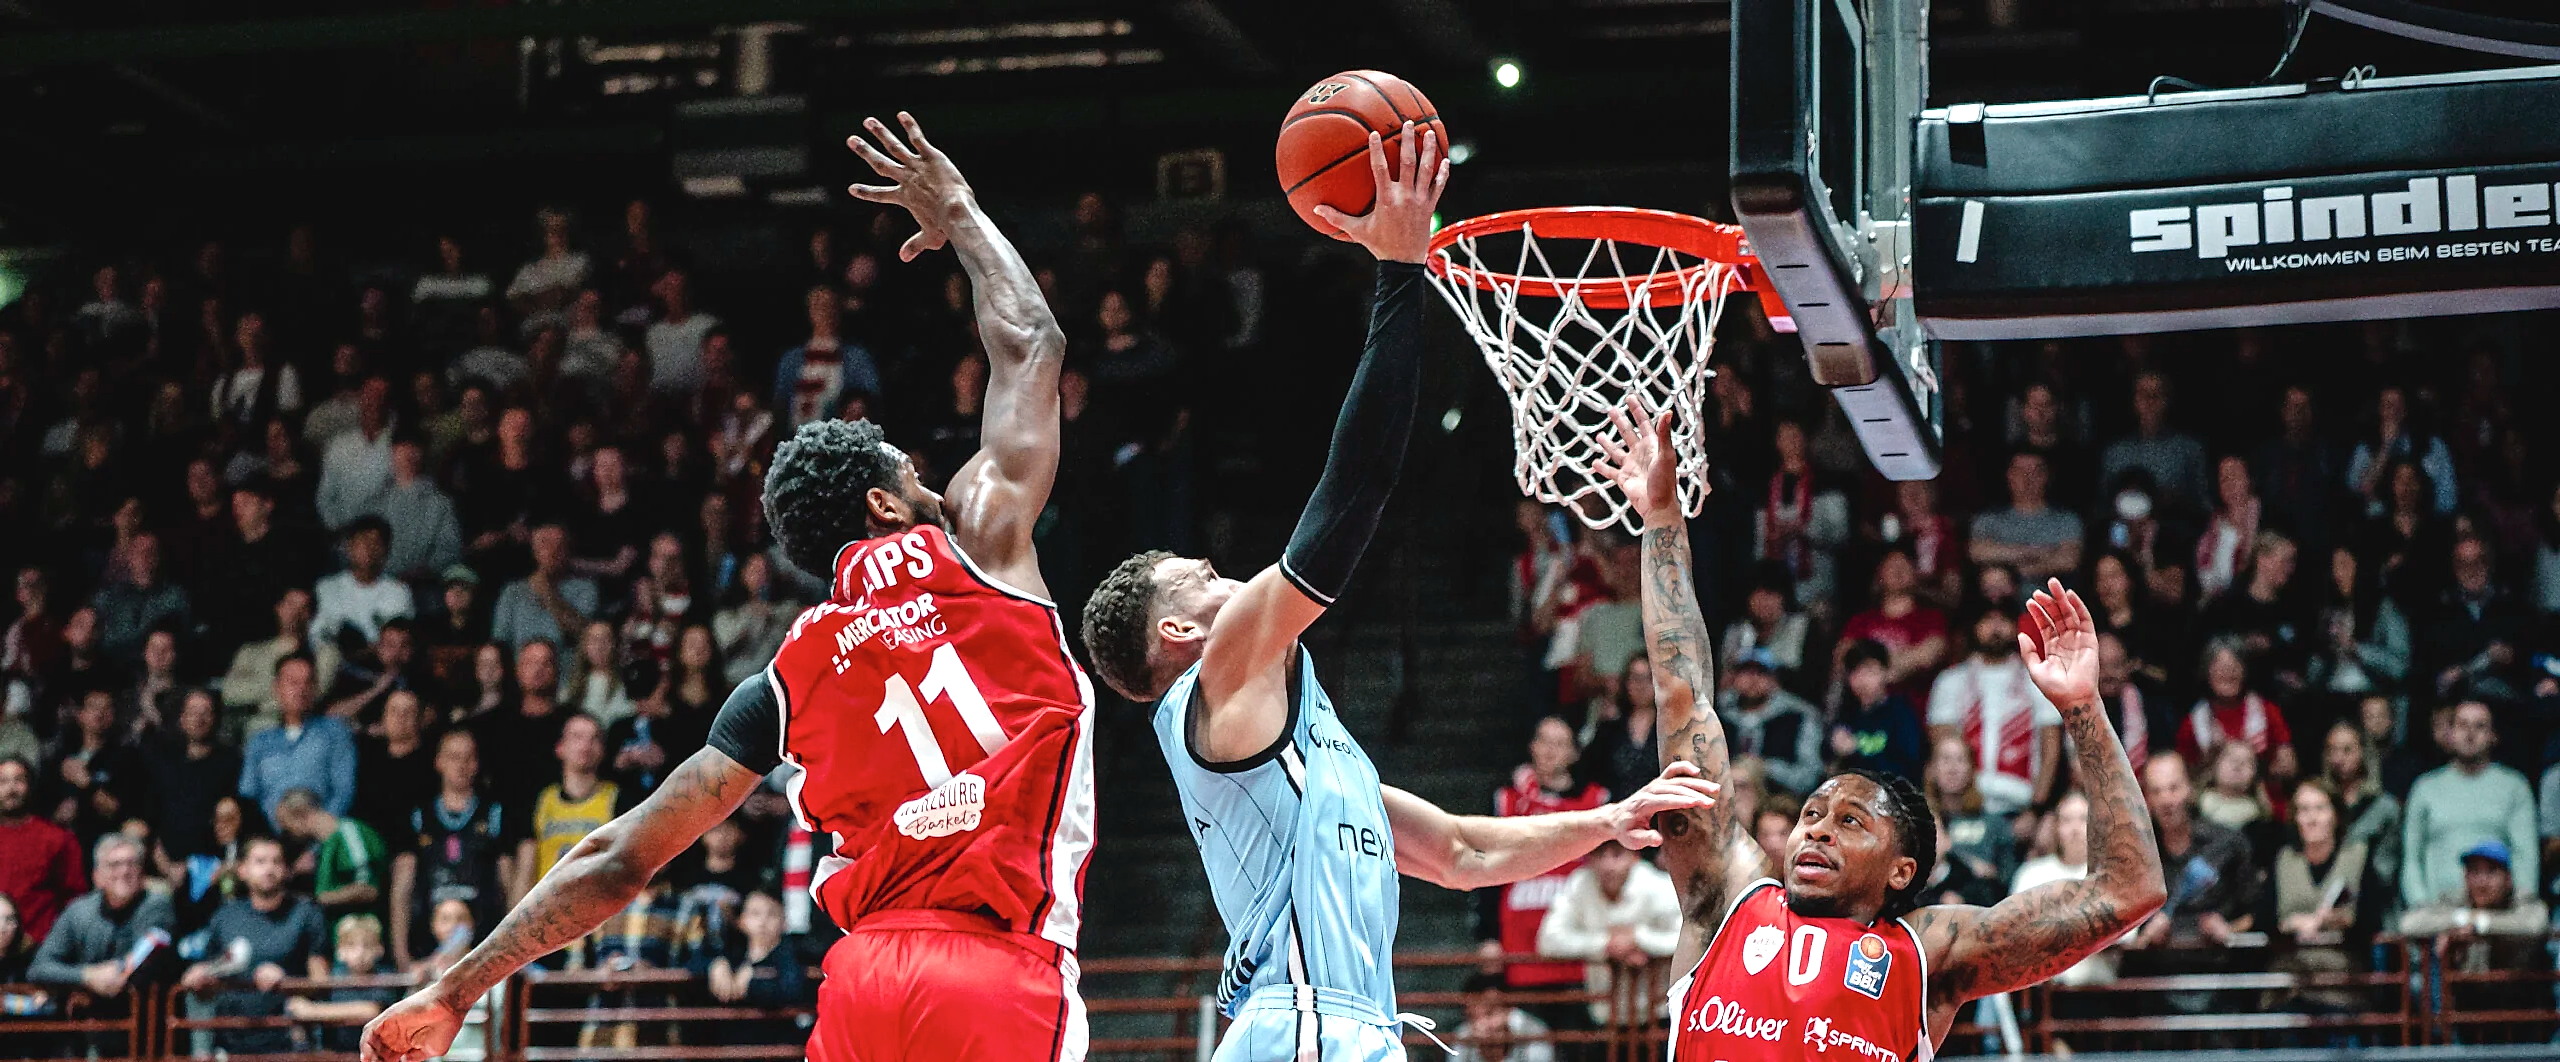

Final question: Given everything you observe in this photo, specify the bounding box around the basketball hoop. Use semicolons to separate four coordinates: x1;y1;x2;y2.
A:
1426;207;1773;533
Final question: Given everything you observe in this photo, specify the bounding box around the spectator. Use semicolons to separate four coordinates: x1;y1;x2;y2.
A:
1829;639;1925;784
45;688;149;839
2096;631;2172;774
505;208;589;334
2196;738;2276;857
2251;385;2339;561
273;787;389;943
373;435;463;583
454;407;551;556
1549;529;1642;715
2371;695;2431;800
2011;792;2119;987
1877;480;1964;607
2097;470;2197;610
695;891;813;1045
177;835;325;1056
325;618;425;723
2359;459;2450;605
418;566;490;670
353;689;437;846
565;620;637;728
221;588;338;729
1716;652;1824;796
2305;545;2411;704
90;532;186;666
1582;655;1661;803
285;913;400;1051
2397;841;2549;993
0;892;39;1009
1719;574;1814;697
2319;719;2402;897
2261;779;2387;1021
208;313;302;428
2011;381;2095;512
2128;751;2257;951
150;690;240;860
1918;804;2005;908
200;483;316;664
1474;717;1608;1023
2194;455;2262;601
2197;531;2311;682
521;712;626;893
775;286;880;432
311;517;415;653
712;553;803;688
472;638;569;813
561;290;622;388
2537;481;2560;617
1752;420;1849;608
26;834;171;1054
238;655;357;826
1834;547;1949;700
1968;451;2083;585
643;268;719;397
1534;840;1679;1027
1453;970;1556;1062
2424;535;2531;703
569;445;647;585
390;730;518;966
2178;638;2299;789
2401;700;2538;909
122;629;182;738
2098;371;2211;517
2344;385;2457;518
314;376;397;531
1927;600;2063;818
0;756;86;945
491;524;600;652
1756;791;1802;871
1925;736;2019;887
411;236;492;357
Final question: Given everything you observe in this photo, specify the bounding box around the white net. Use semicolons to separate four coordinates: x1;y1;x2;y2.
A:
1427;217;1743;534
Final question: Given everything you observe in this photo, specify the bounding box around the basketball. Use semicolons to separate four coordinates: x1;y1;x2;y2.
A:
1276;70;1448;240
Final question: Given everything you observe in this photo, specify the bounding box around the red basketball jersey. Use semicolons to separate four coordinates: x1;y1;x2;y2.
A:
1493;768;1611;988
1669;880;1933;1062
771;523;1097;951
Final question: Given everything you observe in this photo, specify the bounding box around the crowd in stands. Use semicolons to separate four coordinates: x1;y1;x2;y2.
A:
1481;321;2560;1047
0;191;1269;1055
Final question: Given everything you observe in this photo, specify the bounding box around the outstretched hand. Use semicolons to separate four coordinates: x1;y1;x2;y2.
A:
1593;395;1700;529
1310;121;1449;265
359;991;466;1062
847;112;971;262
1606;760;1720;849
2020;577;2099;711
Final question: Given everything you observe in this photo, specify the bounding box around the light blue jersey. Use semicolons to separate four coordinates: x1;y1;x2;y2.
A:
1157;646;1434;1061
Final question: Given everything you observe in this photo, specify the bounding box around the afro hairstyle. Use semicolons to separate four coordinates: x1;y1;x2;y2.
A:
764;418;905;579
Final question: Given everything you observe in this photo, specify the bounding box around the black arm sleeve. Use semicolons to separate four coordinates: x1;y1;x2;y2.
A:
705;673;784;776
1279;260;1428;605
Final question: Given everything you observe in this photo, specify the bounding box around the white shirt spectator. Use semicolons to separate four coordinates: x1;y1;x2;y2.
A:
1927;655;2061;815
644;312;720;394
316;425;396;531
411;272;491;304
311;571;414;649
211;365;303;425
506;252;591;328
2012;855;2118;985
1535;855;1680;1024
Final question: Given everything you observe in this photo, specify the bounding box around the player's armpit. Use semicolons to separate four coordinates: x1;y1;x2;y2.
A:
1191;565;1327;764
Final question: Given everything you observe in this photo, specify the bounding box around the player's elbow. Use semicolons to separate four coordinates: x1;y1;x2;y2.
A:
991;319;1066;364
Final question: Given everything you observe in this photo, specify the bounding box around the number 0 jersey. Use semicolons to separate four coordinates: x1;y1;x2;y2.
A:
1669;879;1933;1062
767;523;1098;950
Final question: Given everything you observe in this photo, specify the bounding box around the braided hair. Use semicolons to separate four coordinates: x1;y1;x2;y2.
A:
1837;768;1938;919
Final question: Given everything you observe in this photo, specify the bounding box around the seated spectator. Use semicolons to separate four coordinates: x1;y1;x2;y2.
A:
2088;551;2172;679
1716;652;1822;797
2262;780;2387;1021
353;690;438;845
1534;841;1679;1028
2368;695;2432;800
374;435;464;584
2011;381;2095;512
1927;600;2062;818
1582;656;1660;803
491;524;600;652
2401;700;2538;910
473;639;570;813
1474;717;1609;1015
121;628;183;740
1970;451;2083;585
2318;720;2402;897
0;757;87;946
208;313;303;429
2012;792;2118;987
713;553;804;689
1719;572;1815;696
523;713;627;894
151;690;241;862
239;655;357;827
2343;385;2457;518
90;532;187;667
2196;738;2279;858
27;833;173;1056
1919;805;2005;908
178;836;326;1056
565;620;637;728
0;892;41;1011
644;268;719;397
2423;534;2531;703
2126;752;2258;963
2095;631;2173;775
1453;970;1556;1062
2251;385;2337;561
2397;841;2550;1012
2306;546;2412;706
315;376;397;531
391;731;518;967
325;618;426;723
411;236;492;357
418;567;491;676
1834;547;1949;700
1755;791;1801;871
285;913;400;1051
695;892;813;1045
2198;531;2312;684
775;286;880;433
311;517;416;655
1751;420;1849;609
1925;736;2019;886
2099;371;2211;518
1828;639;1925;784
2194;454;2262;601
569;445;648;585
1549;530;1642;717
2178;637;2298;786
274;787;389;942
506;208;590;335
44;688;150;839
2096;470;2198;611
221;588;339;732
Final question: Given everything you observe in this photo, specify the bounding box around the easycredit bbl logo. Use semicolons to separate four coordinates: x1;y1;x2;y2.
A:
2129;174;2559;259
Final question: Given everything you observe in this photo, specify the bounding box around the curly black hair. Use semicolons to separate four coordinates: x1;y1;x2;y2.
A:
1836;768;1937;919
764;419;903;579
1080;550;1177;700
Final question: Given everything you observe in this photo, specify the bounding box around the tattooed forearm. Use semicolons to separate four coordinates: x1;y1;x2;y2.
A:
427;749;761;1009
1639;519;1760;938
1915;698;2166;1007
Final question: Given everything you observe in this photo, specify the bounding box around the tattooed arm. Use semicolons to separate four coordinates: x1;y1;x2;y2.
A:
358;747;764;1062
1905;581;2166;1036
1594;398;1773;972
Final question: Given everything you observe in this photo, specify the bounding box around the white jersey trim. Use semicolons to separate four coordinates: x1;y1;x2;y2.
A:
1037;607;1101;950
1896;914;1938;1062
1665;877;1784;1062
945;530;1060;609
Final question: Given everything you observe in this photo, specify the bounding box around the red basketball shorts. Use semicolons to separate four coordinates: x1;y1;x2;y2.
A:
806;909;1088;1062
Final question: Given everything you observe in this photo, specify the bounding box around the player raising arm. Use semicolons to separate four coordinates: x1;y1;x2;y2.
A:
1599;396;2164;1056
364;112;1091;1062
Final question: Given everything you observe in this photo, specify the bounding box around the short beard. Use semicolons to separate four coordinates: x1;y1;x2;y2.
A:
1786;885;1859;920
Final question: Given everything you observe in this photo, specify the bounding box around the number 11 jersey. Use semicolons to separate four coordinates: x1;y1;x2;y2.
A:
769;523;1098;950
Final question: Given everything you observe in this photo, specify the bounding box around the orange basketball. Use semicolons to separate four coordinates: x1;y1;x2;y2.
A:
1276;70;1448;241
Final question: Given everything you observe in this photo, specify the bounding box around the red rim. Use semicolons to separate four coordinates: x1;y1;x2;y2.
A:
1426;206;1762;309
